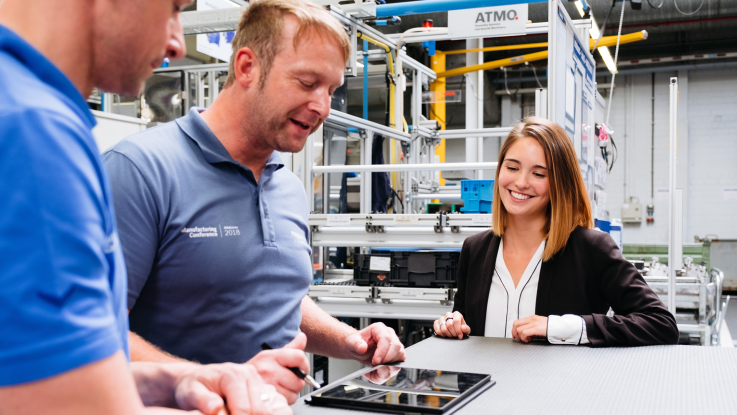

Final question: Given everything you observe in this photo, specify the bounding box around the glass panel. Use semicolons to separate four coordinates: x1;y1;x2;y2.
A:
314;367;489;411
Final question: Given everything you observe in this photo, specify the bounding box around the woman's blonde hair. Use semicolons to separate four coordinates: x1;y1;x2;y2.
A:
223;0;350;89
492;117;593;261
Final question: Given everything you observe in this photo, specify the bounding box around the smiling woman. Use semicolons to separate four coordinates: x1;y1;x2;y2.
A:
433;117;679;348
493;117;592;262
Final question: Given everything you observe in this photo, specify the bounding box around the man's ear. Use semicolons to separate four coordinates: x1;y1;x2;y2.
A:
233;47;259;89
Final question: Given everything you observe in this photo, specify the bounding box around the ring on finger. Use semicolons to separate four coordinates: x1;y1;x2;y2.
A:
445;317;454;322
439;321;446;326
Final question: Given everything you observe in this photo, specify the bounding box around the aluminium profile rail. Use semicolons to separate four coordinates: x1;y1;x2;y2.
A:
308;284;373;300
312;161;498;174
412;194;462;200
309;213;491;227
439;127;512;140
179;5;436;81
410;125;436;140
326;109;411;143
308;285;454;304
311;228;485;248
309;213;492;248
309;296;453;319
327;7;437;82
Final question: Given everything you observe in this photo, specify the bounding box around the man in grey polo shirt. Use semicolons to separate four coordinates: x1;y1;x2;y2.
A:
104;0;405;404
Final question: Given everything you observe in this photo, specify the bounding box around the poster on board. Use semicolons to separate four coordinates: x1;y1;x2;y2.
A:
548;0;597;201
549;1;595;166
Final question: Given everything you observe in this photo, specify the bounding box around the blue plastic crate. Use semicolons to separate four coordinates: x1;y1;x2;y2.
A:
460;180;494;214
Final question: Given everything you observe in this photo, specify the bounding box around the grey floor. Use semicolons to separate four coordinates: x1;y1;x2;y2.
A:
723;296;737;346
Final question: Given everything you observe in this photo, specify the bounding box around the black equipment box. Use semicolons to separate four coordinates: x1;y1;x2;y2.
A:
353;253;392;286
390;251;459;288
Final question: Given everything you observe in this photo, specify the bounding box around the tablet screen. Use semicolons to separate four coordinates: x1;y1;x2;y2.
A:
308;366;492;414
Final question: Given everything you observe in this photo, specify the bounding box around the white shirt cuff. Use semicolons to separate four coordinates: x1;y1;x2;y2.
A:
547;314;590;345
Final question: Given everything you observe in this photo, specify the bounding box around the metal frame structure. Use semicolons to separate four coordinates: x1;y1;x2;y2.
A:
668;77;680;315
175;4;599;218
643;264;726;346
384;20;593;44
168;3;729;350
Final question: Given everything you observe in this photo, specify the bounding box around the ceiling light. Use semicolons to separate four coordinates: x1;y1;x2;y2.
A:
574;1;585;17
589;17;600;39
599;47;618;74
588;17;617;74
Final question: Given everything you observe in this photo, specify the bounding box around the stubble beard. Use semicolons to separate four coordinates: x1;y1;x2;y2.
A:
250;90;310;154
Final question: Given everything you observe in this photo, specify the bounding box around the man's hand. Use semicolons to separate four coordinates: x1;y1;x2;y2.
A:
173;363;291;415
433;311;471;339
362;365;402;385
511;315;548;343
343;322;406;366
247;333;309;404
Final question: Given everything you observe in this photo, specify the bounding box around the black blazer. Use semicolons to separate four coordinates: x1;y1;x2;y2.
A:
453;227;679;347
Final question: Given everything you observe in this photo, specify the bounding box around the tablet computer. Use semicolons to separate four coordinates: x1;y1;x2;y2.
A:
306;366;493;414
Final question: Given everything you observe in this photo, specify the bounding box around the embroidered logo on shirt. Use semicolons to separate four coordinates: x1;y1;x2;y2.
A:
291;230;304;243
181;226;219;238
223;226;241;236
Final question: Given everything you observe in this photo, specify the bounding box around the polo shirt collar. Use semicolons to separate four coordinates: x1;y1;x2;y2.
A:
176;107;284;170
0;25;96;129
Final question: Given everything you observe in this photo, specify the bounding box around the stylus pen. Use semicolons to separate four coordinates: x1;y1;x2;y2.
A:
260;343;321;389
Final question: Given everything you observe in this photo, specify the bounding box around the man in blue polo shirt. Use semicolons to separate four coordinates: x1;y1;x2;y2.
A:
0;0;290;414
104;0;406;403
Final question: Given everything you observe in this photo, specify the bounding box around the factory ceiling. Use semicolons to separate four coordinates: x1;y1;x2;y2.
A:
380;0;737;69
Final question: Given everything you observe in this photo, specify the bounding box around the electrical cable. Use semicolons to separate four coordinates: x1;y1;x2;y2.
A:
502;67;511;96
601;1;626;174
463;72;478;101
647;0;664;9
384;71;392;126
674;0;705;16
608;136;618;173
389;188;404;211
357;31;396;129
394;27;444;132
528;62;544;89
502;67;520;98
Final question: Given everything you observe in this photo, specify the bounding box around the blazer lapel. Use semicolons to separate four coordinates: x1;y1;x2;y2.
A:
474;234;501;336
536;252;558;316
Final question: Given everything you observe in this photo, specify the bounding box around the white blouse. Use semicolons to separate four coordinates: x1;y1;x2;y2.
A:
484;239;590;345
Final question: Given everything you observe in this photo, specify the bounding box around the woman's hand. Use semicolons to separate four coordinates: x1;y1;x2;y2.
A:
511;315;548;343
433;311;471;339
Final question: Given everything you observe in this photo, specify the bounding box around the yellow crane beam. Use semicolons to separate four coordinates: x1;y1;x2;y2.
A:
435;31;647;79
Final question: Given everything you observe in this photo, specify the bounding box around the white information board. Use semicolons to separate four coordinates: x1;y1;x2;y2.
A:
548;0;596;201
448;4;528;40
196;0;239;62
